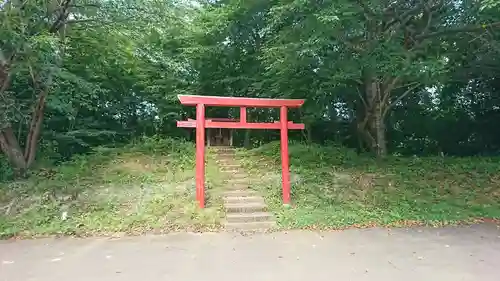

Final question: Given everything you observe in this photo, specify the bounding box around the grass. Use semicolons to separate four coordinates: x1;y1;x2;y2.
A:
239;142;500;229
3;138;497;238
0;137;224;239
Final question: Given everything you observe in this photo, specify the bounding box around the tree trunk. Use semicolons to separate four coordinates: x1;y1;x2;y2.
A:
244;110;251;148
0;50;16;92
358;77;388;157
304;125;313;144
244;129;251;148
372;97;387;156
0;66;11;95
0;61;27;173
24;86;49;168
1;68;51;172
1;59;14;128
0;0;71;173
0;127;27;175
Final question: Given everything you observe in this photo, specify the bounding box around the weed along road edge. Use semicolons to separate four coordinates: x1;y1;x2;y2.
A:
1;225;500;281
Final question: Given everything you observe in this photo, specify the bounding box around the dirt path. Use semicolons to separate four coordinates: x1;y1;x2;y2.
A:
1;224;499;281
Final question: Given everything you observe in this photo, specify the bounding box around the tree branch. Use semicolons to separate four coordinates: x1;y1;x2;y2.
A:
69;3;100;8
384;0;426;31
420;3;434;36
355;0;375;20
356;86;368;109
0;53;15;96
383;83;421;117
49;0;72;33
336;35;364;52
415;22;500;40
380;76;402;108
66;18;101;24
67;16;136;28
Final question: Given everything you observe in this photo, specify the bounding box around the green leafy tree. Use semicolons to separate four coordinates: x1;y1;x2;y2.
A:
262;0;499;156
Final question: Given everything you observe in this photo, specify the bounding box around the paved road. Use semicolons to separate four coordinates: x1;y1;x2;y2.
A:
1;224;499;281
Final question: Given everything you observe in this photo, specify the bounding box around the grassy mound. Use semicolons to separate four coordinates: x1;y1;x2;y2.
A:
240;141;500;229
0;137;222;239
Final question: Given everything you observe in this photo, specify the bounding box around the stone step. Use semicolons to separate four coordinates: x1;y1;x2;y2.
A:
216;151;236;155
230;182;249;188
223;174;248;180
223;190;257;197
217;162;237;166
218;162;239;166
220;169;241;173
224;221;276;231
230;173;247;179
223;196;265;204
226;212;274;223
226;178;249;184
225;184;250;191
213;149;235;152
216;153;236;157
219;166;240;170
218;164;240;168
216;160;237;164
225;202;267;213
225;183;249;189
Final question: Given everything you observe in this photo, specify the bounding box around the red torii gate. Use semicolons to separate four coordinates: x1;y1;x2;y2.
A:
177;95;305;208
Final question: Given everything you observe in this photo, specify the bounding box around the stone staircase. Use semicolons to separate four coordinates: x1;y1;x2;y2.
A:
213;147;275;232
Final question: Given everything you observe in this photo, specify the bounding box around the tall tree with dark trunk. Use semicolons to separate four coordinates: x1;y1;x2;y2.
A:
0;0;75;173
259;0;499;156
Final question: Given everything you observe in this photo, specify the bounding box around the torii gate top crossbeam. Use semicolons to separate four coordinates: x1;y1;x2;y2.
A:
178;95;305;108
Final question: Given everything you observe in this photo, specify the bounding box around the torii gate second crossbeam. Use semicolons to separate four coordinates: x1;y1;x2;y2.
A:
177;95;305;208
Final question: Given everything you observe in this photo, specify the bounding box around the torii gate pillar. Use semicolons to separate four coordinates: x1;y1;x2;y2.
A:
177;95;305;208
